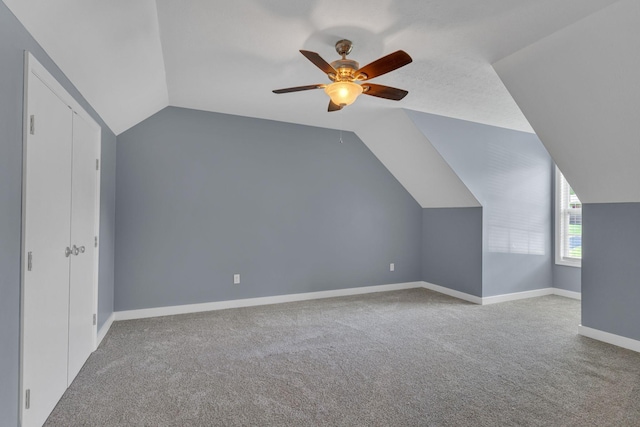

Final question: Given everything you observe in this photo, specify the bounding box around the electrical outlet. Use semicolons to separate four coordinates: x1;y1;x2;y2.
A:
390;263;395;272
233;274;240;284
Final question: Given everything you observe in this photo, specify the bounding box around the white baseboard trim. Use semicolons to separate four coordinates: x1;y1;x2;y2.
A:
578;325;640;353
96;312;114;349
481;288;555;305
113;281;582;322
552;288;581;300
420;283;581;305
421;282;482;304
115;281;424;321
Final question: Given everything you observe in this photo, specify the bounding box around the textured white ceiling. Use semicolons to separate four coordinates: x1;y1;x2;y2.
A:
5;0;621;208
3;0;618;135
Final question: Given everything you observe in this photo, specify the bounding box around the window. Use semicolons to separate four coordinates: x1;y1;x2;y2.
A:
555;168;582;267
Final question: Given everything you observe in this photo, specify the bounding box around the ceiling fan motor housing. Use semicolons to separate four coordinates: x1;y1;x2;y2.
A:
329;59;360;81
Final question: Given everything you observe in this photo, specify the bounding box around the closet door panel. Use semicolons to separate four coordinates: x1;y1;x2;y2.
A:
22;75;73;427
67;113;99;385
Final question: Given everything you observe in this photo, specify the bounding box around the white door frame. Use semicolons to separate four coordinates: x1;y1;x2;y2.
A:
93;127;101;351
19;51;101;425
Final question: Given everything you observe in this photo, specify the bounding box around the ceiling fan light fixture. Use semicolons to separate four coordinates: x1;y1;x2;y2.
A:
324;81;363;107
273;41;412;112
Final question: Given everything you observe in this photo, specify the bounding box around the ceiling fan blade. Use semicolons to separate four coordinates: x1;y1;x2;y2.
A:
356;50;412;80
300;50;337;75
273;84;325;94
328;100;343;112
362;83;408;101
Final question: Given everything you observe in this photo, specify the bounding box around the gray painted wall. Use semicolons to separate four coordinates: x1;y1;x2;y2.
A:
582;202;640;341
422;207;483;297
553;265;581;293
407;110;553;297
0;3;116;425
115;107;422;311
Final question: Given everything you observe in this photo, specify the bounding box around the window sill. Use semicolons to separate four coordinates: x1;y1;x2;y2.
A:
556;258;581;268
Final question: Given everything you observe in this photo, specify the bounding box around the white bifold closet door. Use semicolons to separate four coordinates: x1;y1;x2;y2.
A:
22;73;74;427
21;54;100;427
67;112;98;384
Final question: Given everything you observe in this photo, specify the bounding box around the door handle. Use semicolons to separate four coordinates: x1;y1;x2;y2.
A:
79;246;85;254
65;247;72;257
72;245;79;256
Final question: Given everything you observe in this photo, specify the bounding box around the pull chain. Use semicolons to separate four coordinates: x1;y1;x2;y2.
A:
339;111;344;144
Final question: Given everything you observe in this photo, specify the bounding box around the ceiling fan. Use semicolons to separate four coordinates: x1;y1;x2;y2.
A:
273;39;412;112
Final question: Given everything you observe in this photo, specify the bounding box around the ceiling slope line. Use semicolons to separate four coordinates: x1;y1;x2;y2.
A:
353;108;480;209
493;0;640;204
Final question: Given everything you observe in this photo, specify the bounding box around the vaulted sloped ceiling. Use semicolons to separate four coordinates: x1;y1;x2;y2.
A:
494;0;640;204
3;0;169;134
3;0;617;135
3;0;624;207
354;109;480;208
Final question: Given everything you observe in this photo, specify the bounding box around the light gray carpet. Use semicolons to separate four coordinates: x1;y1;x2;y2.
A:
45;289;640;426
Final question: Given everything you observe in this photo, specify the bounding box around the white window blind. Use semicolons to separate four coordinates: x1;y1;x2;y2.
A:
556;168;582;266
